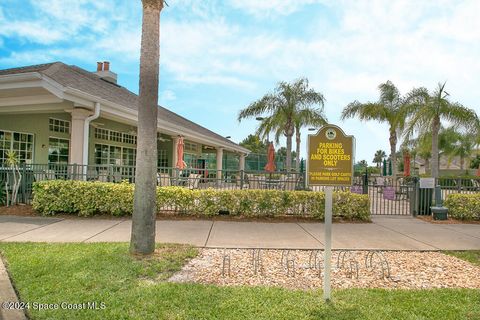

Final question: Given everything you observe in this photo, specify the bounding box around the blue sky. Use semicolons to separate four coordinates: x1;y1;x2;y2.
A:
1;0;479;163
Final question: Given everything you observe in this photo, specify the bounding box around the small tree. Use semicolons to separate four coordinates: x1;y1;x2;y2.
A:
4;151;22;206
373;150;386;168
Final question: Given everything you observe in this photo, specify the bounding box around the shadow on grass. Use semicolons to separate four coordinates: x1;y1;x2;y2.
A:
309;302;362;320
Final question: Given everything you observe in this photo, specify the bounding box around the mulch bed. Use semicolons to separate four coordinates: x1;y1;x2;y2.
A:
417;215;480;224
0;205;369;223
169;249;480;290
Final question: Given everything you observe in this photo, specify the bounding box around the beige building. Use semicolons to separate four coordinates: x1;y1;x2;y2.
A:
0;62;249;175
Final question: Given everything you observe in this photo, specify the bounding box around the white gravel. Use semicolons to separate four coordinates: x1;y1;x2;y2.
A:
169;249;480;290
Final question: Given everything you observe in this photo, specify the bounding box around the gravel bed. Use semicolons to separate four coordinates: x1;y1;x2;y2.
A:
169;249;480;290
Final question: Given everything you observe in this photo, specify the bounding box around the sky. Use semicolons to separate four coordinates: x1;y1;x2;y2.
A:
1;0;479;164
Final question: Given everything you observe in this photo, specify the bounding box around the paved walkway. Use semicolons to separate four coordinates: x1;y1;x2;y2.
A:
0;215;479;250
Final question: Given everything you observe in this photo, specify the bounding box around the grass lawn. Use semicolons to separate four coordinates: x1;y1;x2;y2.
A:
444;250;480;266
0;243;479;320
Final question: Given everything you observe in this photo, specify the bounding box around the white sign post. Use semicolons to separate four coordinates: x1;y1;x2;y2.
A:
307;125;355;303
323;186;333;301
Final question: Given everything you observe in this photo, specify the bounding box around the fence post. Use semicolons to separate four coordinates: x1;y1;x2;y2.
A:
362;168;369;194
456;178;461;193
410;177;419;216
240;170;244;189
21;162;26;203
72;163;77;181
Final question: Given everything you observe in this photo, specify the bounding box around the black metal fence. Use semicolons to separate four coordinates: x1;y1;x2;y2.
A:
0;163;307;205
363;175;480;215
2;163;479;216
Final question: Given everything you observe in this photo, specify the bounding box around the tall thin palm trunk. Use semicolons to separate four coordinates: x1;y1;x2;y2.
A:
295;126;301;172
431;116;440;179
286;134;292;171
130;0;163;255
389;129;397;177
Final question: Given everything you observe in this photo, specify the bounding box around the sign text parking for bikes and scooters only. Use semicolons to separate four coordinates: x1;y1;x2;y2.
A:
307;124;355;301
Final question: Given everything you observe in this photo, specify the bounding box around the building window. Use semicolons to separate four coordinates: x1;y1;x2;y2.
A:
184;141;198;153
184;153;199;168
0;130;34;165
94;144;136;166
48;138;69;164
94;128;137;145
123;133;137;145
49;118;70;134
158;149;168;167
94;128;109;140
110;131;123;143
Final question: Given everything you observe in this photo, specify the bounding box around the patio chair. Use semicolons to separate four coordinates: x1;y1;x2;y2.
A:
186;173;201;190
112;171;122;183
157;173;171;187
44;169;56;180
98;169;109;182
33;171;47;182
86;168;98;181
283;176;298;191
247;175;266;189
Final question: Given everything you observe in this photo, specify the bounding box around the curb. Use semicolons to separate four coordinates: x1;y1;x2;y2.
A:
0;255;27;320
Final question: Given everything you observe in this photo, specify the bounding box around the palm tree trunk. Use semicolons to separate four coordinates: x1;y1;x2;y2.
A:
460;156;464;170
389;129;397;177
431;116;440;179
295;126;301;172
286;135;293;171
130;0;163;255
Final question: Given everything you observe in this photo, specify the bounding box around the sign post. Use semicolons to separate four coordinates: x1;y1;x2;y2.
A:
307;124;355;302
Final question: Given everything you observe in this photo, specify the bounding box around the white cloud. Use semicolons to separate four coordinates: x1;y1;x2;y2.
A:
160;89;176;103
229;0;321;18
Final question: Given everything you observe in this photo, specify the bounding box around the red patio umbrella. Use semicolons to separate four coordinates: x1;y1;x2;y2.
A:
176;137;186;170
264;142;276;172
403;152;411;177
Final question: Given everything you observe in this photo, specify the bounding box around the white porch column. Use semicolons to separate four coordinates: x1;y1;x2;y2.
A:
239;153;246;171
216;147;224;181
70;108;92;165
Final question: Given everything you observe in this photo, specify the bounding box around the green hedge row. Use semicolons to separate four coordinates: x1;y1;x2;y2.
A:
444;193;480;220
32;180;370;221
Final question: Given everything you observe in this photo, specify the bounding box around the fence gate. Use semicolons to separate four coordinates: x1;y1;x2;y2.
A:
364;175;416;216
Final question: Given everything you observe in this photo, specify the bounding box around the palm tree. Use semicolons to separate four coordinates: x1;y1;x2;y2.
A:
130;0;164;255
293;108;327;171
341;81;407;177
404;82;479;178
443;129;476;170
238;78;326;171
373;150;386;168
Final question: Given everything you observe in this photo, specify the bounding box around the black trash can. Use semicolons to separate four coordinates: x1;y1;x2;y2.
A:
418;188;433;215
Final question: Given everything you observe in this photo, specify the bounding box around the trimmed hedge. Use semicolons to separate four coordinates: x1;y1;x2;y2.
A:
32;180;370;221
444;193;480;220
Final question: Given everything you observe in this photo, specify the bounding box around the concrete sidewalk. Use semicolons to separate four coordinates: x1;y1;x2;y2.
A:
0;215;479;250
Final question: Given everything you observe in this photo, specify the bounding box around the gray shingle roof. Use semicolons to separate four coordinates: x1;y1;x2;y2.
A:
0;62;246;152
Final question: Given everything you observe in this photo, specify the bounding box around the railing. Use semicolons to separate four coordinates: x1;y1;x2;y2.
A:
0;163;307;204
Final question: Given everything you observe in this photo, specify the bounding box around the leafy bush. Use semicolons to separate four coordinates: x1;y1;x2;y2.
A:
444;193;480;220
32;180;370;221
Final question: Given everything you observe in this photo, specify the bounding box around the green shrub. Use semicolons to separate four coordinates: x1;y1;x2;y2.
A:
444;193;480;220
32;180;370;221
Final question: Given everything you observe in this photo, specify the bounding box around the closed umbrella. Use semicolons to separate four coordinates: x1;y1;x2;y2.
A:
264;142;276;172
477;165;480;177
404;152;411;177
382;159;387;176
176;137;186;170
388;159;393;176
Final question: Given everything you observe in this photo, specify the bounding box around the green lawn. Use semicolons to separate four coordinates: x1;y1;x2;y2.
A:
444;250;480;266
1;243;479;320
